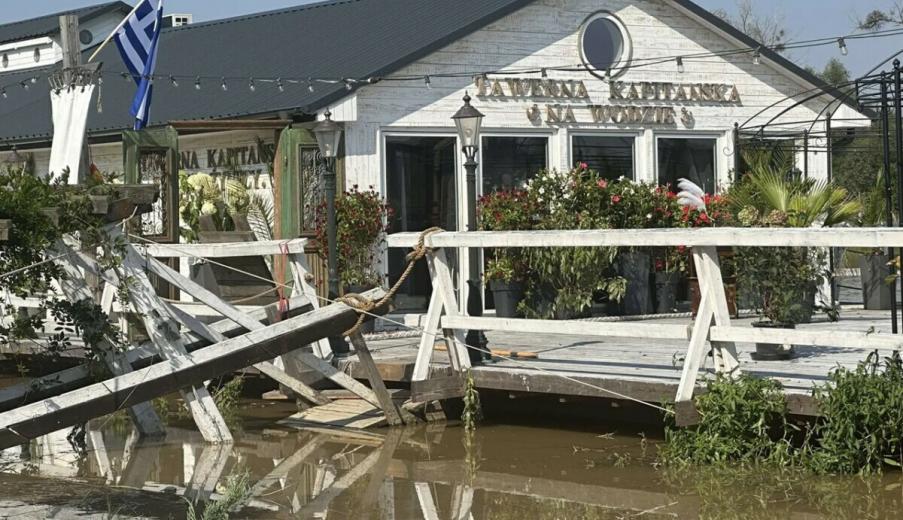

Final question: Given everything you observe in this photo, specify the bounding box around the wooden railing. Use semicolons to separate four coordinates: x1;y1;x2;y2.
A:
387;227;903;404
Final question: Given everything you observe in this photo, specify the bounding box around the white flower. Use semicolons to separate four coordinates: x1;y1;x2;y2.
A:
539;187;545;195
618;176;626;181
646;213;653;219
200;202;218;216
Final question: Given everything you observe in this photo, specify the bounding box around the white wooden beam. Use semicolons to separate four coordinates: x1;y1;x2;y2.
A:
440;316;690;340
134;238;307;258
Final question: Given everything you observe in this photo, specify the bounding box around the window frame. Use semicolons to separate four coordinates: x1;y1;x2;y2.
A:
579;11;633;80
654;132;722;192
569;131;640;181
477;131;552;198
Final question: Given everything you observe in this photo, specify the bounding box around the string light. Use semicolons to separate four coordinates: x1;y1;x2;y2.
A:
838;37;848;56
121;72;130;82
753;47;761;65
541;68;548;78
20;81;28;91
676;56;685;73
277;78;284;92
344;79;353;91
1;89;6;99
169;75;178;87
220;77;228;91
30;77;37;84
424;75;431;89
194;76;201;90
307;78;315;93
249;78;256;92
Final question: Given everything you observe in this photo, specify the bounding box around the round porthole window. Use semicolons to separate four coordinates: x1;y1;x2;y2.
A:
79;29;93;45
579;12;632;80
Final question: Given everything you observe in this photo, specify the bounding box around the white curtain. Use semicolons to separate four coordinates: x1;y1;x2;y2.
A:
48;86;95;183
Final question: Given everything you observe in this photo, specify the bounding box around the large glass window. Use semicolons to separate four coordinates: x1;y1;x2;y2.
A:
385;135;458;312
481;136;548;193
572;135;635;180
657;137;717;193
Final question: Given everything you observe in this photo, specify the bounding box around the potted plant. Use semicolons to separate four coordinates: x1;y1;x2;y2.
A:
855;178;893;310
316;186;393;332
477;189;532;318
518;165;626;319
654;247;687;313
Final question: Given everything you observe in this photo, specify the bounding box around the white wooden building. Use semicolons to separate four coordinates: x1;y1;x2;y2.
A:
0;0;871;310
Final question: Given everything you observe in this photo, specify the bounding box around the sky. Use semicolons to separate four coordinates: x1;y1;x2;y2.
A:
1;0;902;77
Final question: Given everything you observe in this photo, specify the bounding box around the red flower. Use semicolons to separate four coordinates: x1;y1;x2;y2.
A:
597;179;608;189
579;162;589;170
611;195;621;204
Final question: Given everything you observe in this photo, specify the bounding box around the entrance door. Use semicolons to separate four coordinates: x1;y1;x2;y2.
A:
385;135;458;312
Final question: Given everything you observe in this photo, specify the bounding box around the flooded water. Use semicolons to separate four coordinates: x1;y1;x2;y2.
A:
1;398;902;519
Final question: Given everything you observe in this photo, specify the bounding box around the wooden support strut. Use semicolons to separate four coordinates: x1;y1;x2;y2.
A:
0;288;388;450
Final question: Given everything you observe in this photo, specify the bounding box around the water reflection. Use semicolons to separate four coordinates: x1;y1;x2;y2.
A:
0;406;901;519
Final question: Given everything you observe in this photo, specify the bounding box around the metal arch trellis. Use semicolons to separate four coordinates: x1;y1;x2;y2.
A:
731;60;903;335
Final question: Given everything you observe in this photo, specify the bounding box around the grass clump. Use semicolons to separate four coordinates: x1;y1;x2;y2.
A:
186;470;250;520
806;351;903;474
660;375;797;467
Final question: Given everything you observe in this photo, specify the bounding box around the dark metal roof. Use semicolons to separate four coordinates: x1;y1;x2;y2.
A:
0;0;534;144
0;2;130;45
0;0;866;145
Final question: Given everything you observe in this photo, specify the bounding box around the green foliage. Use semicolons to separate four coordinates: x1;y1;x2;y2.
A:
806;351;903;474
736;246;825;325
186;470;251;520
478;189;533;283
316;186;393;288
462;369;482;434
661;375;797;467
178;171;235;242
213;376;244;427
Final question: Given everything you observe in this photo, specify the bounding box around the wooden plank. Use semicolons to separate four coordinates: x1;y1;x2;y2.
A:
432;249;470;372
0;295;312;412
675;252;717;403
697;247;740;374
134;238;307;258
52;244;166;438
412;262;446;381
387;228;903;249
411;375;467;403
249;435;326;497
710;326;903;350
288;252;330;359
414;482;441;520
441;316;691;340
0;290;380;450
119;246;232;444
297;446;383;516
349;333;404;426
144;254;381;405
279;399;387;430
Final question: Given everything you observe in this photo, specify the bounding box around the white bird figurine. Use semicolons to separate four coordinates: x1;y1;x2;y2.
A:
676;178;706;212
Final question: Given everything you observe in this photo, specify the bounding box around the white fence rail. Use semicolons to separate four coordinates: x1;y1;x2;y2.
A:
387;227;903;404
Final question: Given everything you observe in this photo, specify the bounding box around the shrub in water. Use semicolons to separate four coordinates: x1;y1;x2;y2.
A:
806;351;903;474
661;375;796;467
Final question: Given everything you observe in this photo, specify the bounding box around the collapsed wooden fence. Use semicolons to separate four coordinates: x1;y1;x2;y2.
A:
387;227;903;414
0;218;410;449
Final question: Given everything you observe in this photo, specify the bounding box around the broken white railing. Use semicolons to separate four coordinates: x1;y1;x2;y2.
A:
387;227;903;405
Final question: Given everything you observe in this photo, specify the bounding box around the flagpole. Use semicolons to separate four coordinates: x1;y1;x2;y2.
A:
87;1;144;63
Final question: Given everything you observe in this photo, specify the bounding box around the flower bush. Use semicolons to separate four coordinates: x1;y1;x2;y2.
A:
316;186;394;288
478;189;533;283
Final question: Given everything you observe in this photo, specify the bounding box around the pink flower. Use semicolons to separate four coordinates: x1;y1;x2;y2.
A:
579;162;589;170
597;179;608;189
611;195;621;204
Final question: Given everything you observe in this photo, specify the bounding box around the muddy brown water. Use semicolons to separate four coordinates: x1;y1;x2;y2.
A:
0;398;901;519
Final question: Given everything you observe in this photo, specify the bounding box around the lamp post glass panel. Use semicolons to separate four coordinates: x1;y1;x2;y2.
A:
314;110;351;357
452;93;491;364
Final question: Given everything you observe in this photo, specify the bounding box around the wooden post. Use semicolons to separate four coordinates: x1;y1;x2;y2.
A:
349;333;406;426
289;253;331;359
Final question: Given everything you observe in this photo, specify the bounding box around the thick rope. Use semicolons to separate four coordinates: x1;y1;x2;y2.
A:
339;227;444;337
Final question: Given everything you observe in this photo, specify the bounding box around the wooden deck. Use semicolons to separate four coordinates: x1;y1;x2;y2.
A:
343;308;900;416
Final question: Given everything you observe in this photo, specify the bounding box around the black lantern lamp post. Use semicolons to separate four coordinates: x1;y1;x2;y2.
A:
314;110;352;357
452;93;491;365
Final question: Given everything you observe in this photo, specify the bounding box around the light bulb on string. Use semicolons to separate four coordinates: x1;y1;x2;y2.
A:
249;78;256;91
345;79;353;91
424;75;431;89
838;38;848;56
121;72;130;82
30;77;37;84
221;77;228;91
1;89;6;99
753;47;761;65
20;81;28;91
676;56;685;73
277;78;284;92
169;75;178;87
194;76;201;90
307;78;315;93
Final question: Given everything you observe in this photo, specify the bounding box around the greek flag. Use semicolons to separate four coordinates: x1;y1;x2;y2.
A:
113;0;164;130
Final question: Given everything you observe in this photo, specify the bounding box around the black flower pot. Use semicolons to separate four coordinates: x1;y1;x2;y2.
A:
654;271;681;314
489;279;524;318
750;321;796;361
859;253;893;311
619;251;652;316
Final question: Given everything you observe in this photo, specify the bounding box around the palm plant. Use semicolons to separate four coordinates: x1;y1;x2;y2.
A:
731;149;861;227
